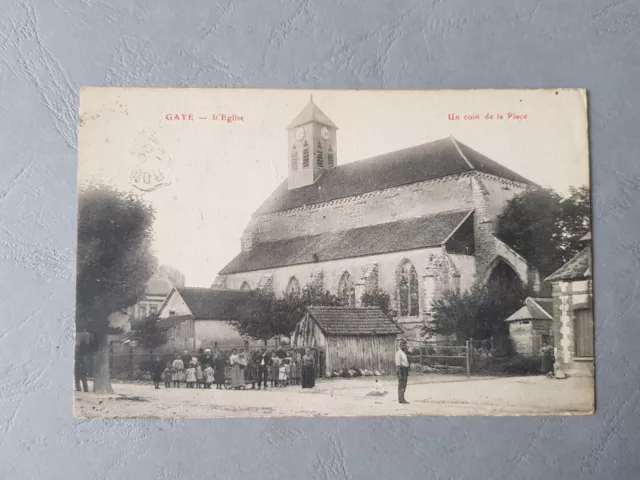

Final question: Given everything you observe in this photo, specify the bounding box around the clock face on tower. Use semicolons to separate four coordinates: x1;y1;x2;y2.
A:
296;127;305;140
321;126;329;139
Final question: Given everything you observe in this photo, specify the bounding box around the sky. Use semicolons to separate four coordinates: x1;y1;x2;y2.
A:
78;88;590;287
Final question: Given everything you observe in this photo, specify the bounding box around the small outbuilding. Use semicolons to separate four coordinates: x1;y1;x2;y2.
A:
505;297;553;355
291;306;403;376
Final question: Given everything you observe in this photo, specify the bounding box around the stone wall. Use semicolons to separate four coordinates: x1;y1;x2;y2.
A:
551;279;594;377
249;174;476;243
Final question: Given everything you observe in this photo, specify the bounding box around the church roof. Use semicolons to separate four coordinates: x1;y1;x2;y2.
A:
287;96;338;129
172;287;253;320
505;297;553;322
220;209;471;274
256;137;535;214
545;247;592;283
307;306;402;336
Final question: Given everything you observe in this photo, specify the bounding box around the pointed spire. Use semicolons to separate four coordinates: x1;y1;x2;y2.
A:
287;95;338;129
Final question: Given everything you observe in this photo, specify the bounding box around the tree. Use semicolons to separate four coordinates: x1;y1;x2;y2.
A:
423;280;528;343
130;313;168;358
497;186;591;278
361;289;391;315
76;185;156;393
232;286;343;343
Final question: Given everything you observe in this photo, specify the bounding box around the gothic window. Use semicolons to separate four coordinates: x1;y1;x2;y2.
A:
286;276;301;297
302;141;309;168
316;141;323;167
338;271;355;307
291;146;298;170
240;281;251;291
327;144;334;167
397;260;419;316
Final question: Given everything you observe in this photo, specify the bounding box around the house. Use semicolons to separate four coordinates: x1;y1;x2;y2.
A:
291;306;403;376
215;97;540;340
157;287;257;350
505;297;554;355
545;232;594;377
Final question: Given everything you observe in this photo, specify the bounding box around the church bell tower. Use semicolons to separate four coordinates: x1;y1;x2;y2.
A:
287;96;338;190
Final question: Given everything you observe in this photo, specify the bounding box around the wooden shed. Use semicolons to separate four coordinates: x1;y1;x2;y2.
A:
291;306;403;376
505;297;553;355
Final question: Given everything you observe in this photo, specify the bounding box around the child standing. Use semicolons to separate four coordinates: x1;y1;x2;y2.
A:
279;360;288;387
271;355;281;388
163;362;172;388
185;364;197;388
195;362;204;389
289;357;298;386
204;363;214;388
172;353;184;388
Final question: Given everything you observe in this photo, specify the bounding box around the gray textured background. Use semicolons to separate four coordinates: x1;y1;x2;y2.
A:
1;0;639;478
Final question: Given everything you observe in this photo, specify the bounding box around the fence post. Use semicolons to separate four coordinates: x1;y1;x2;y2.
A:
465;339;471;379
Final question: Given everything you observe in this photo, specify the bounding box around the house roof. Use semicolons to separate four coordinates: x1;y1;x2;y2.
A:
220;209;472;274
175;288;253;320
287;96;338;129
505;297;553;322
307;306;402;336
545;247;591;283
256;136;535;215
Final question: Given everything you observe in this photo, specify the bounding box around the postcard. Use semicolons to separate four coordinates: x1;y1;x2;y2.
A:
75;88;593;418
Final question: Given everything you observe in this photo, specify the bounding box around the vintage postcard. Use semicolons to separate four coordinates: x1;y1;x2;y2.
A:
74;88;593;418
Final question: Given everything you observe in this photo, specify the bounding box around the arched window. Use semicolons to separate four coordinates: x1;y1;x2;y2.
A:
397;260;419;316
338;271;355;307
240;281;251;291
302;141;309;168
286;276;301;297
327;144;335;168
291;146;298;170
316;141;323;167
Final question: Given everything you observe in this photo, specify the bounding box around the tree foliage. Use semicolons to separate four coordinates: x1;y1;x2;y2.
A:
361;289;391;315
130;313;168;354
497;186;591;278
423;280;528;343
232;285;343;342
76;184;156;392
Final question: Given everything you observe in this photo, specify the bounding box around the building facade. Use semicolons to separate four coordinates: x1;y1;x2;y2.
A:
546;233;594;377
215;98;540;340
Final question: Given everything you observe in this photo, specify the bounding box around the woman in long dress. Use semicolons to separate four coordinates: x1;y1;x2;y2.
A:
229;348;242;389
213;352;226;389
301;348;315;389
237;348;247;387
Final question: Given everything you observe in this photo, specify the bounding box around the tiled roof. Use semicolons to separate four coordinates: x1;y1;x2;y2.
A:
256;137;534;214
545;247;591;282
505;297;553;322
177;288;253;320
287;97;338;129
308;306;402;336
220;209;471;274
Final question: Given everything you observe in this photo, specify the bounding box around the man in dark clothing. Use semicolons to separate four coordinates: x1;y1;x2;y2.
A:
75;347;89;392
257;349;272;390
151;357;164;389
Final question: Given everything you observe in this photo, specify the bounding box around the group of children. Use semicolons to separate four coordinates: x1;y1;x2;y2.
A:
151;349;306;390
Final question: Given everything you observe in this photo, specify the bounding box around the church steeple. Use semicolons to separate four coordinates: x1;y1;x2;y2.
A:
287;96;338;190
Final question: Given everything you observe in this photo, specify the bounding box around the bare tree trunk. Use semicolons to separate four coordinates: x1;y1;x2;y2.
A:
92;333;114;394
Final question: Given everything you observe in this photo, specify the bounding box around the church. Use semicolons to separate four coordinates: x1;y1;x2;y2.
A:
214;97;540;340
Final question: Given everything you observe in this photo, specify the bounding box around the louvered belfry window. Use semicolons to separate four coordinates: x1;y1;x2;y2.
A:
302;141;309;168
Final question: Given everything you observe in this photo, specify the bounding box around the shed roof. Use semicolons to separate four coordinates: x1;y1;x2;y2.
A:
307;306;402;336
505;297;553;322
220;209;471;274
